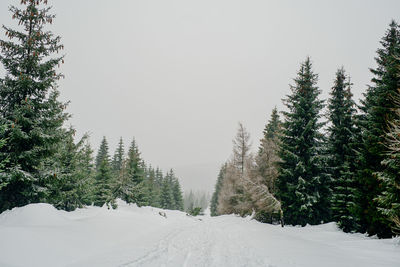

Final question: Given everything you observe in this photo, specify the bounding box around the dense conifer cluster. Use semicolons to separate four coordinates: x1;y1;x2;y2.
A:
0;0;184;213
212;22;400;237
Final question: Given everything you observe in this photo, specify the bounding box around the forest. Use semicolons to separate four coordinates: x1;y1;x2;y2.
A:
0;0;185;215
0;0;399;242
211;21;400;238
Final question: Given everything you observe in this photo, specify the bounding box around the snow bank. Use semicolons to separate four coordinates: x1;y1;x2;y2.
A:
0;202;399;267
0;203;69;226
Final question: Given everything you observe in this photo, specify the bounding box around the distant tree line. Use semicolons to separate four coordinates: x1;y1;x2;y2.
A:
211;21;400;238
0;0;184;213
183;190;211;214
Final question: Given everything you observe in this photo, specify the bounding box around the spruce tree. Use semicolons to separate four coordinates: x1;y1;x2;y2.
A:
153;167;164;208
120;138;147;206
356;20;400;237
96;136;110;171
210;164;226;216
327;68;359;232
0;0;68;212
257;107;281;194
376;102;400;235
93;137;115;208
262;107;281;140
145;166;160;207
160;171;174;210
79;140;95;205
0;125;9;190
277;57;330;226
45;130;93;211
170;170;184;211
112;137;124;175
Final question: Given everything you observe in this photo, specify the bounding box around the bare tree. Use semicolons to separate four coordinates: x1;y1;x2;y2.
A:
233;122;251;176
216;122;283;223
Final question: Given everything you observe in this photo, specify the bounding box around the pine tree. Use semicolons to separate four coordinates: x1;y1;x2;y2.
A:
45;130;93;211
376;101;400;235
160;171;174;209
276;57;330;226
0;124;9;190
0;0;68;212
153;167;164;208
327;68;359;232
120;138;147;206
112;137;124;175
93;137;115;208
145;166;160;207
356;20;400;237
79;139;95;205
96;136;110;171
257;107;281;194
170;170;184;211
262;107;281;140
210;164;226;216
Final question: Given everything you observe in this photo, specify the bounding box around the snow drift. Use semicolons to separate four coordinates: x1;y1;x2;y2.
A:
0;201;399;267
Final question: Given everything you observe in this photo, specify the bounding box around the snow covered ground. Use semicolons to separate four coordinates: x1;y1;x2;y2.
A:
0;200;399;267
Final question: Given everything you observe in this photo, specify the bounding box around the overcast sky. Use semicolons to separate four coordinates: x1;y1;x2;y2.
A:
1;0;400;193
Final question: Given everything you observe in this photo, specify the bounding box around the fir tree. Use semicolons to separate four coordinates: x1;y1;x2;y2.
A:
0;0;68;212
277;57;330;226
376;102;400;235
79;139;95;205
356;20;400;237
45;130;93;211
257;107;281;194
0;124;9;190
145;166;160;207
112;137;124;175
327;68;359;232
262;107;281;140
153;167;164;208
160;171;174;209
120;138;147;206
95;136;109;171
210;164;226;216
170;170;184;211
93;137;115;208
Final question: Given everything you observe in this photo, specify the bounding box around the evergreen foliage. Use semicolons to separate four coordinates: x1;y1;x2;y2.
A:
276;57;330;226
184;190;210;213
327;68;359;232
356;20;400;237
0;124;9;190
375;93;400;235
210;164;226;216
262;107;281;140
0;0;68;213
112;137;124;175
93;137;115;208
145;166;160;207
171;170;184;211
45;130;93;211
119;138;147;206
256;107;282;194
160;171;174;209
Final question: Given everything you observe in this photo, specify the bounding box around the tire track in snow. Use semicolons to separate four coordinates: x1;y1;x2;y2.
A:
119;217;275;267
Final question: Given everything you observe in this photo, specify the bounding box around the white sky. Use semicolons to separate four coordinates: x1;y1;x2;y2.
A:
1;0;400;193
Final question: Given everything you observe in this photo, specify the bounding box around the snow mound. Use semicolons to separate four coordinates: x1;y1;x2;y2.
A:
0;203;399;267
0;203;69;226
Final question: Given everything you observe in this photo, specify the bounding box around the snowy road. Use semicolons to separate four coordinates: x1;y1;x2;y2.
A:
0;201;399;267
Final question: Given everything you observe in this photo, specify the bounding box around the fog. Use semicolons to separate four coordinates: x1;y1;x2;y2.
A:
1;0;399;192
